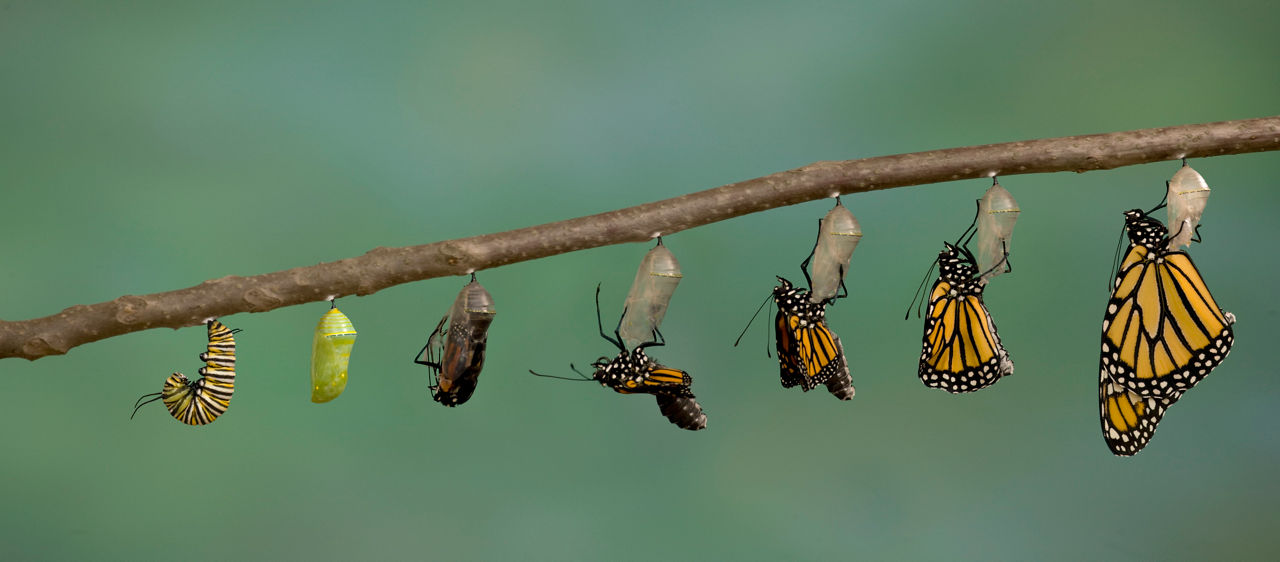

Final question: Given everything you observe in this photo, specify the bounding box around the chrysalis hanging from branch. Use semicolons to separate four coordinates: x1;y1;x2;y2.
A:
529;243;707;432
1165;161;1210;250
975;178;1020;283
131;319;239;425
618;239;683;351
414;274;497;407
616;239;705;430
311;302;357;403
751;198;857;401
806;198;862;303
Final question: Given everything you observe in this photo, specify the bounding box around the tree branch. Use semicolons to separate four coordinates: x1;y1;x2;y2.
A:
4;116;1278;361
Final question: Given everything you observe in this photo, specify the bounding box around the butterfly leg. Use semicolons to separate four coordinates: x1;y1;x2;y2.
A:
412;316;448;368
835;264;849;301
1001;240;1013;274
595;283;624;351
800;218;821;289
636;326;667;351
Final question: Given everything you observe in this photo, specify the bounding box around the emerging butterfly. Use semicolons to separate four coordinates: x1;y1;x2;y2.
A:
914;224;1014;393
531;285;706;431
772;276;853;399
414;275;497;407
745;200;857;401
1099;206;1235;456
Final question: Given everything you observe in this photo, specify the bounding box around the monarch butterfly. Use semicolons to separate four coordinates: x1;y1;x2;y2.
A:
805;199;862;303
618;238;682;351
1099;207;1235;455
916;235;1014;393
772;276;853;400
311;303;357;403
131;319;239;425
1165;161;1210;250
587;344;706;431
414;275;496;407
975;178;1019;283
530;285;706;431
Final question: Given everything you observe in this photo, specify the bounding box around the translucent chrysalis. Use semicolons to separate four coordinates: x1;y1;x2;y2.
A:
807;199;862;303
618;238;683;351
617;240;705;429
975;178;1020;283
414;275;496;407
1165;162;1210;250
311;304;357;403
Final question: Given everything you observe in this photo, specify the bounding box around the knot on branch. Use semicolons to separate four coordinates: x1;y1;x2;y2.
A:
243;288;284;311
114;296;149;325
23;335;67;358
438;241;471;269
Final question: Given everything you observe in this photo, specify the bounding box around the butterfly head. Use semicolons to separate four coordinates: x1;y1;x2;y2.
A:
592;347;652;382
937;242;979;283
773;276;825;326
1123;209;1168;249
773;276;809;306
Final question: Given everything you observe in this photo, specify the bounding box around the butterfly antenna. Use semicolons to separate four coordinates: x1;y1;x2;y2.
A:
528;369;593;382
734;292;773;347
1108;222;1127;292
762;297;772;359
905;260;937;320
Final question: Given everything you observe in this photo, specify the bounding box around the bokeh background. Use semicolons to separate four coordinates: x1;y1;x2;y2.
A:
2;1;1278;559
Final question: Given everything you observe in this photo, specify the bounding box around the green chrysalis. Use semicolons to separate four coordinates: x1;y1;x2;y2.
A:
311;305;357;403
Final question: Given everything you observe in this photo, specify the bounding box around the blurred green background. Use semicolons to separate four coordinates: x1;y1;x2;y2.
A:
2;1;1278;560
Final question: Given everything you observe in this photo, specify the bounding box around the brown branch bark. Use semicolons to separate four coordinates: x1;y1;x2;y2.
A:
4;116;1278;360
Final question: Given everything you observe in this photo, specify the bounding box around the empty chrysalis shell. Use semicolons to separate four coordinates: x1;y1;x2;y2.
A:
976;180;1020;283
619;240;683;350
1166;163;1210;250
808;200;862;303
311;306;357;403
427;278;496;407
